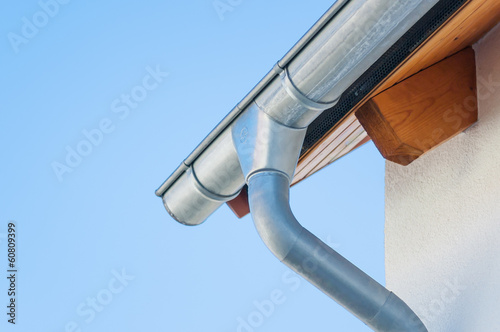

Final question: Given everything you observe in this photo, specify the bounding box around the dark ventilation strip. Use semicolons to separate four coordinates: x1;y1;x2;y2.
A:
300;0;468;157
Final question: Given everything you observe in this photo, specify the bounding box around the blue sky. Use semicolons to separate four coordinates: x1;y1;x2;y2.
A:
1;1;386;331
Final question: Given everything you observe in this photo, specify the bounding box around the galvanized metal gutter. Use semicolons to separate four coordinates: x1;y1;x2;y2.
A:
155;0;350;198
159;0;440;225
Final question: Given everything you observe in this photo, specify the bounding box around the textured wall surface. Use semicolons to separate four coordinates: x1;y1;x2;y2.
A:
385;23;500;331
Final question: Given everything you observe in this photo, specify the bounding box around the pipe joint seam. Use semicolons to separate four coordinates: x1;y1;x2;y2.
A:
192;167;241;202
246;169;291;185
280;67;339;112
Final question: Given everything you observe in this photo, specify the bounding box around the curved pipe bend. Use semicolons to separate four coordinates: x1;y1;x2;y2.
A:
247;171;427;332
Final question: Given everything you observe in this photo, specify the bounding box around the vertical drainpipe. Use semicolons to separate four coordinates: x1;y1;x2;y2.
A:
232;106;427;332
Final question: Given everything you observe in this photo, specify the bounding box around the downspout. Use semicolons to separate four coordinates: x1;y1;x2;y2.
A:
248;172;426;331
232;106;427;332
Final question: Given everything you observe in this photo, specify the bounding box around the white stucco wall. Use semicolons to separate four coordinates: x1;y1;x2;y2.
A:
385;23;500;331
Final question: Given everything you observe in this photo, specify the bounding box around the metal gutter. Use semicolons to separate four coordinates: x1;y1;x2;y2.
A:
157;0;470;200
155;0;350;197
160;0;442;226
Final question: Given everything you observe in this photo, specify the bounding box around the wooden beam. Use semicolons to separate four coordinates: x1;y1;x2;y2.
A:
355;47;478;166
226;186;250;219
294;0;500;177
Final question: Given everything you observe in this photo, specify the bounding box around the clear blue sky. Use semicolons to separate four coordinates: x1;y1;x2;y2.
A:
1;1;386;331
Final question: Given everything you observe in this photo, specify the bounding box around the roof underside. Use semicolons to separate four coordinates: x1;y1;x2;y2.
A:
293;0;500;185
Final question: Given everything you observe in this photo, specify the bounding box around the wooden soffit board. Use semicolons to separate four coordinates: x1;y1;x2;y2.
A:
292;0;500;185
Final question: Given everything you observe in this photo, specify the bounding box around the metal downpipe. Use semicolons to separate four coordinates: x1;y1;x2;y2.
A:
247;171;427;332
